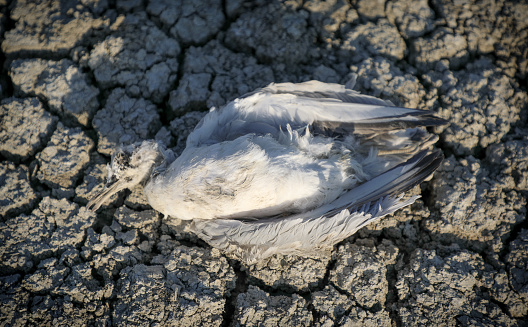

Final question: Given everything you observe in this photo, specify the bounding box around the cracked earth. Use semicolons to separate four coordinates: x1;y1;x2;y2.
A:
0;0;527;326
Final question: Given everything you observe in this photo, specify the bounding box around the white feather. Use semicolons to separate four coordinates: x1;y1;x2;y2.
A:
186;80;428;147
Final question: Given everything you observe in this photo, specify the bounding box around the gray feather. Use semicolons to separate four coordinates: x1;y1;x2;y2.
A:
189;195;418;264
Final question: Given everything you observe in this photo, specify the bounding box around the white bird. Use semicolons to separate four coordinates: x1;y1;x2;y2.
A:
88;80;446;264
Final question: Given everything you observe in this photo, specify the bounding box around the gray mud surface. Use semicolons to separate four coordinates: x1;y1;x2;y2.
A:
1;0;527;326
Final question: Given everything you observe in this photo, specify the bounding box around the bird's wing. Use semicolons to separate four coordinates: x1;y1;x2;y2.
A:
189;195;418;264
318;149;443;217
186;80;446;147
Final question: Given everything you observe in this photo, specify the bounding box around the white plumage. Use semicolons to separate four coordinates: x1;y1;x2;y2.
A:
88;80;446;263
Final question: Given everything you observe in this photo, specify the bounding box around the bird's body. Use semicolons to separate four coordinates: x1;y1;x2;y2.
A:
147;130;364;220
88;80;446;263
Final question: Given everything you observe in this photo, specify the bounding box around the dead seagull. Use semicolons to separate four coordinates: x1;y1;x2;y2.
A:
87;80;447;264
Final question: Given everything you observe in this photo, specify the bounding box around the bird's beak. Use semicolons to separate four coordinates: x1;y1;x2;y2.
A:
86;178;126;212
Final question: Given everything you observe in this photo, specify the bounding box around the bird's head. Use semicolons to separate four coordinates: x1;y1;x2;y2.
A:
87;140;166;212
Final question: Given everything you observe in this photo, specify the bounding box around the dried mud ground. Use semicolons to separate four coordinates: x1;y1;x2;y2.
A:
1;0;527;326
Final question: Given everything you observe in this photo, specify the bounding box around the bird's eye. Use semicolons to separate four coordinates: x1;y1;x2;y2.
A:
106;174;117;185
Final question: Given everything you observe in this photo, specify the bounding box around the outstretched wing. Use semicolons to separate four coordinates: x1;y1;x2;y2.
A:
186;80;445;147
